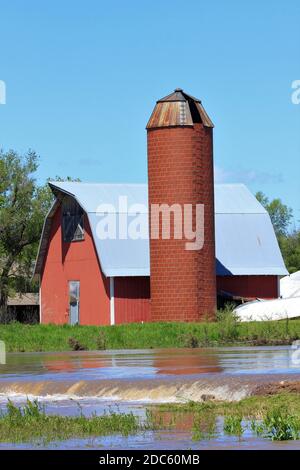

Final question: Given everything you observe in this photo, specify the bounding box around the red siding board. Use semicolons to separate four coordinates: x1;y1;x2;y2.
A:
40;206;110;325
217;275;279;300
40;204;279;326
114;277;151;324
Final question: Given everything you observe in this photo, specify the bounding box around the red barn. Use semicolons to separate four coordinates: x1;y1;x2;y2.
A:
34;89;288;325
34;181;287;325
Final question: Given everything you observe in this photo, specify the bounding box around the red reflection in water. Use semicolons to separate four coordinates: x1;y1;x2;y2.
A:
41;350;223;377
43;356;106;373
154;350;223;375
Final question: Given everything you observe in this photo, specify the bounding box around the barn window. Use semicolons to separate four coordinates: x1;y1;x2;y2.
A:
62;197;84;242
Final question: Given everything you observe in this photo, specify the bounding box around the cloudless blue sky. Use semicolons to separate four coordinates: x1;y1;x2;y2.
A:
1;1;299;224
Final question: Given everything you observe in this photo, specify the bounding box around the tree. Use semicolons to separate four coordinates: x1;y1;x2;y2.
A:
256;191;300;273
279;231;300;274
0;150;53;321
256;191;293;238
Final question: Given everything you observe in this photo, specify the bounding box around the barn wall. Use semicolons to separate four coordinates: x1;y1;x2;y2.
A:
40;205;279;326
40;206;110;325
217;275;279;299
114;277;151;324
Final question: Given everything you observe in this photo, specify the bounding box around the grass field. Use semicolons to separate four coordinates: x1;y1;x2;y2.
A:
1;394;300;443
0;399;140;443
151;393;300;441
155;391;300;417
0;312;299;352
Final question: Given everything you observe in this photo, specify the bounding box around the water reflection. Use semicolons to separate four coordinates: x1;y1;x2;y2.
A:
1;423;300;450
153;350;222;375
1;346;300;382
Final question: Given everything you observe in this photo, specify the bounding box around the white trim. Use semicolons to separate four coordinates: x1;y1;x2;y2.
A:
110;277;115;325
278;275;281;298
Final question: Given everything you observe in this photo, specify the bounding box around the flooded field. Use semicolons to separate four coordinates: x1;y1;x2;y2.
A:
2;345;300;380
1;429;300;450
0;346;300;449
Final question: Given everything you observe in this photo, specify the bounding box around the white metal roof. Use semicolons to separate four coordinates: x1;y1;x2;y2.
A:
214;184;267;214
49;182;148;213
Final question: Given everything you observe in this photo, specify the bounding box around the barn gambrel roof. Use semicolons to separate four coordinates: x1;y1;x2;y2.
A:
34;182;288;278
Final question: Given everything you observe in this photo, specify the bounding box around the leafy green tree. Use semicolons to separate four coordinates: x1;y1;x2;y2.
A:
279;231;300;274
256;191;300;273
0;150;53;321
256;191;293;237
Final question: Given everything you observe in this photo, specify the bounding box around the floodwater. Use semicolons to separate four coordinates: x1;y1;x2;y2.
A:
1;428;300;450
0;346;300;449
2;345;300;380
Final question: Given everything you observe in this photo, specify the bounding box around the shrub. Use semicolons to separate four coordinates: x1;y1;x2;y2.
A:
252;408;300;441
96;330;107;350
183;333;199;348
216;305;240;342
223;415;243;436
68;337;87;351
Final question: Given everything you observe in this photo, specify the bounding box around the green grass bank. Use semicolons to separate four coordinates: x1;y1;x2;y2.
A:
152;393;300;441
0;315;300;352
2;394;300;443
0;400;140;443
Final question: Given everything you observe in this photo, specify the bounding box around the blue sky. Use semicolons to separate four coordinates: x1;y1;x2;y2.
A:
0;1;299;225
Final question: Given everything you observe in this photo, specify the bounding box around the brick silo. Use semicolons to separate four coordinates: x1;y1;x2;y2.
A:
146;88;216;322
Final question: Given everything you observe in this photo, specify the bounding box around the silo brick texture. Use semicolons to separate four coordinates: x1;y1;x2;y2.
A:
147;90;216;322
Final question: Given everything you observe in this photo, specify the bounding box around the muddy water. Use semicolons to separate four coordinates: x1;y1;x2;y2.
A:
2;346;300;380
1;421;300;450
0;346;299;404
1;346;300;449
1;432;299;450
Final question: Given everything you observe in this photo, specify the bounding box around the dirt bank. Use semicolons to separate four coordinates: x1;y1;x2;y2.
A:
253;380;300;396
